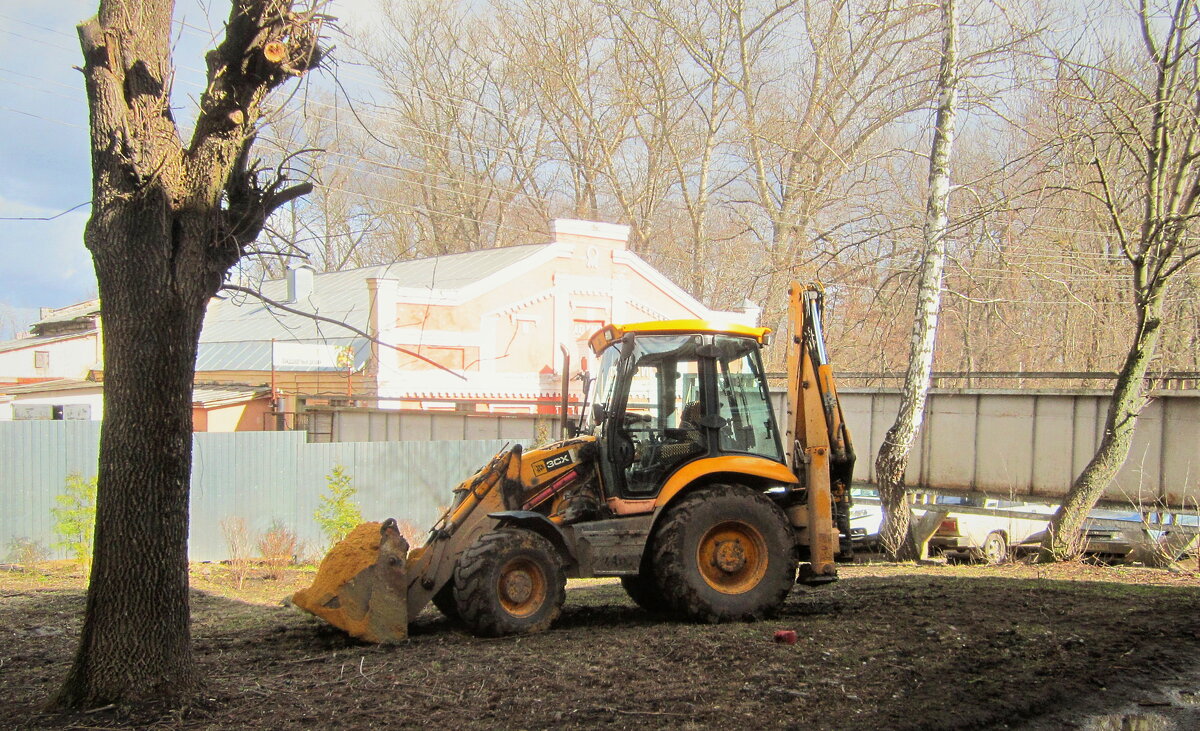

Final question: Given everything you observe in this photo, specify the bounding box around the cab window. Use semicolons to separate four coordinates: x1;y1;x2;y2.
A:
713;336;782;461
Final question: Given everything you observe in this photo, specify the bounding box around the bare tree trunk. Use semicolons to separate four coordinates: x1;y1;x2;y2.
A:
876;0;958;562
1034;0;1200;560
1041;286;1166;560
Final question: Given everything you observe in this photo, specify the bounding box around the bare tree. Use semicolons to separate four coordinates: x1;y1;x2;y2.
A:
874;0;961;561
55;0;325;707
1040;0;1200;559
731;0;942;343
253;96;387;275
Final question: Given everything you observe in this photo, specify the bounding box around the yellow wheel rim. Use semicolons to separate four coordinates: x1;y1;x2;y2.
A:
696;520;769;594
497;557;547;618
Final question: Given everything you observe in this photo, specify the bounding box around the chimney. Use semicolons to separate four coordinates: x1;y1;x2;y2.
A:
550;219;630;250
286;264;315;302
739;298;762;327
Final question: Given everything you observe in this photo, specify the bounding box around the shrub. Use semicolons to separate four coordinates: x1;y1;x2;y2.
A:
220;516;255;588
52;473;98;570
6;537;48;570
257;520;300;580
314;465;363;545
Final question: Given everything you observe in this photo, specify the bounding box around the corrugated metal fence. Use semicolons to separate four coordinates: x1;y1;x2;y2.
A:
303;406;560;444
0;421;518;562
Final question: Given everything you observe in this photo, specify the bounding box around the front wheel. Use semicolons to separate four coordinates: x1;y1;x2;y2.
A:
454;528;566;636
652;484;796;623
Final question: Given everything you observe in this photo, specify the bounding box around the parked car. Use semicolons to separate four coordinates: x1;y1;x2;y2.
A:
1016;510;1199;563
927;495;1055;564
848;489;883;549
846;489;1197;564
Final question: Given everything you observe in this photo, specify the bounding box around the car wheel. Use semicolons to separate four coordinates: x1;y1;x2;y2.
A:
981;531;1007;564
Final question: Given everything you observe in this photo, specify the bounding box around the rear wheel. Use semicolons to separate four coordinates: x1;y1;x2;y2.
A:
620;571;670;613
652;484;796;622
454;528;565;636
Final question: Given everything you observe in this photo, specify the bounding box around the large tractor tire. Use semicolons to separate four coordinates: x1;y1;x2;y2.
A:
652;484;796;623
454;528;566;636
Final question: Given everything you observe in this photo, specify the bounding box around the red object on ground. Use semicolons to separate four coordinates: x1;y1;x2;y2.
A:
774;630;797;644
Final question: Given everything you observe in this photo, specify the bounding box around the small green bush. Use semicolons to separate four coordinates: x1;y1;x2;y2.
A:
314;465;363;545
52;473;98;567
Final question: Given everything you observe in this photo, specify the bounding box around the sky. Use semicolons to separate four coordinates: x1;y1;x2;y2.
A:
0;0;375;338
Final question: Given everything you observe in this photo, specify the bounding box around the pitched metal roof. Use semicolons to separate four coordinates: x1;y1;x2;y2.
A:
0;378;101;395
196;339;370;372
0;330;96;355
191;384;271;407
198;245;546;371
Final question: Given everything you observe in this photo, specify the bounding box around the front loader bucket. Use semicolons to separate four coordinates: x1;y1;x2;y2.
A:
292;519;410;643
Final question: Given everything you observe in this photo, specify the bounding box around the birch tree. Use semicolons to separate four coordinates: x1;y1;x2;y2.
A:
876;0;960;561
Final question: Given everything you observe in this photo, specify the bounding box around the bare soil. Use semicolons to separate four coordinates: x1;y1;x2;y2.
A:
5;558;1200;730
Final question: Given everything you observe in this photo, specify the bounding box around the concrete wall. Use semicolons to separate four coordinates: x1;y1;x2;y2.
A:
314;389;1199;507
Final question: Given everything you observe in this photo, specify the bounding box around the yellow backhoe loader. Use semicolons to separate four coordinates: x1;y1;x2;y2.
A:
293;282;856;641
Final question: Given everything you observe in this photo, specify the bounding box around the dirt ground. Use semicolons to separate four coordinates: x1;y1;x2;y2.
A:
5;558;1200;730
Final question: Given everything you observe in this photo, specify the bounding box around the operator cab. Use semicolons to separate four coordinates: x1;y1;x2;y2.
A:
584;321;782;500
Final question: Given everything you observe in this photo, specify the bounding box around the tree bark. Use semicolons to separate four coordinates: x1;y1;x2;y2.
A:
54;192;208;706
875;0;958;562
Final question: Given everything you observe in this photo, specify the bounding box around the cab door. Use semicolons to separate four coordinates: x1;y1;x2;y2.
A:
601;334;710;498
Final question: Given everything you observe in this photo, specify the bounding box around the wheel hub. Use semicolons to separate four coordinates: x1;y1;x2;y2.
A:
501;570;534;605
712;539;748;573
696;520;769;595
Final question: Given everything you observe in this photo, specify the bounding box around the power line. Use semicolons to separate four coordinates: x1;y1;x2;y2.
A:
0;105;84;129
0;201;90;221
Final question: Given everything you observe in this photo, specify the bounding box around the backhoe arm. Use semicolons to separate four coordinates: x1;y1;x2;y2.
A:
785;282;857;579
